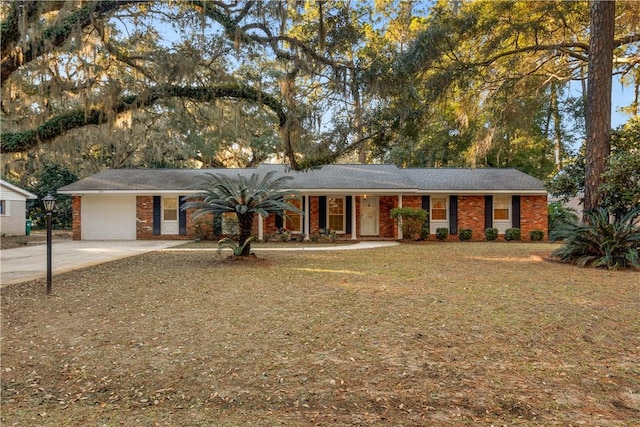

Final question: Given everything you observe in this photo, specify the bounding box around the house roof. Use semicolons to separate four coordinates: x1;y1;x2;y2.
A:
0;179;37;199
403;168;546;191
58;164;547;194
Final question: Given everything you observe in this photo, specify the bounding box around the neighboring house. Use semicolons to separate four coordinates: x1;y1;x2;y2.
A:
57;164;548;241
0;180;37;236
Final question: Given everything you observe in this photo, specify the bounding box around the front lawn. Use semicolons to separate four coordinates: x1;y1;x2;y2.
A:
1;243;638;426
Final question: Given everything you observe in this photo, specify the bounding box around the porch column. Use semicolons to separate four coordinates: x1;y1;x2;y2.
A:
258;215;264;240
397;194;403;240
304;195;310;240
351;195;357;240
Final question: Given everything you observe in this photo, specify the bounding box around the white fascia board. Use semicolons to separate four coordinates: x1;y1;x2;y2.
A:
417;190;548;195
57;189;203;195
0;180;38;199
299;189;547;196
59;188;547;196
294;188;417;195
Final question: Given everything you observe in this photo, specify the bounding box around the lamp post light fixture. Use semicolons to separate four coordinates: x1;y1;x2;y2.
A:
43;194;56;295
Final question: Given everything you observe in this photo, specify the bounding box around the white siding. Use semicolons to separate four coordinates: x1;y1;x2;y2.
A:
0;200;28;236
0;182;35;237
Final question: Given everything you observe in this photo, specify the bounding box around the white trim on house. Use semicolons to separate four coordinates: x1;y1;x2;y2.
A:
326;196;346;234
0;180;37;199
493;195;512;233
430;195;449;235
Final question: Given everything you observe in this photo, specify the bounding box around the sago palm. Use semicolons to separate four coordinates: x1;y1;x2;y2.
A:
184;171;303;256
551;207;640;270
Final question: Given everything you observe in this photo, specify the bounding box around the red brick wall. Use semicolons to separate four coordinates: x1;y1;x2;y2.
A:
136;196;154;239
520;195;548;241
379;196;398;238
458;196;485;241
72;196;81;240
402;196;421;209
309;196;320;235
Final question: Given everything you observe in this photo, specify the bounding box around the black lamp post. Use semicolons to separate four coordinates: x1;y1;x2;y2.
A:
43;194;56;295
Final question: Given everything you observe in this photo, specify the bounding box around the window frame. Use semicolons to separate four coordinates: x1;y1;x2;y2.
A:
284;197;303;233
431;196;448;221
162;197;179;222
0;200;6;216
327;196;346;234
493;196;511;221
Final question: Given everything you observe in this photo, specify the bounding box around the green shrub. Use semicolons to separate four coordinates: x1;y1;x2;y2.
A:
458;228;472;241
318;228;337;242
192;216;211;241
420;223;430;240
390;207;428;240
530;229;544;241
551;207;640;270
309;232;320;242
436;227;449;241
218;236;257;256
505;228;521;241
548;201;579;241
485;228;499;241
279;230;291;242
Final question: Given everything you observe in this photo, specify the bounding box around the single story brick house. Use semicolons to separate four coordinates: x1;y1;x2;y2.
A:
0;179;37;236
57;164;548;241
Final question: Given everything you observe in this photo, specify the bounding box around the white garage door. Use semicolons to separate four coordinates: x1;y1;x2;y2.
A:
82;196;136;240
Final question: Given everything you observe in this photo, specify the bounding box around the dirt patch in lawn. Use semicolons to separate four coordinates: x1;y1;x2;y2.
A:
2;243;639;426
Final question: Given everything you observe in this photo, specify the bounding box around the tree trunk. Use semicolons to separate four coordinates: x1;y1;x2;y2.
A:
584;0;615;217
550;84;563;171
238;212;255;256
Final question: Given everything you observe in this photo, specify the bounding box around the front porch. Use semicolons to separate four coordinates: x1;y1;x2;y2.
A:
258;194;414;241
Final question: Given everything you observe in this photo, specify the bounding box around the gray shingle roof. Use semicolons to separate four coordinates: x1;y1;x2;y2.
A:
58;164;546;193
403;168;546;191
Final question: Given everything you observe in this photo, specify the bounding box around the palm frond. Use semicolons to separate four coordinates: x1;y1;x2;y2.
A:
552;207;640;270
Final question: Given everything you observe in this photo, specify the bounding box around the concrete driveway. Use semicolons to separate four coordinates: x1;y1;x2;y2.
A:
1;240;184;287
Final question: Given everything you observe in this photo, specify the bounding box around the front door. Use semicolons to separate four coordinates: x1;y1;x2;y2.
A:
162;197;179;235
360;197;379;236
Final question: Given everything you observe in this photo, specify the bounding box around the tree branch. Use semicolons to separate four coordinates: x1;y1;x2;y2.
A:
468;42;590;68
615;33;640;47
1;84;287;153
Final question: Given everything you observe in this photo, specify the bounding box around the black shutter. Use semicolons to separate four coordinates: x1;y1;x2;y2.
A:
319;196;327;229
152;196;161;236
512;196;521;229
302;197;306;232
485;196;493;229
178;196;187;236
345;196;352;234
422;195;430;231
449;196;458;235
275;212;283;229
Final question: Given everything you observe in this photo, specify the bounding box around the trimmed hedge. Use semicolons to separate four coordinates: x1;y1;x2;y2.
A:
485;228;499;241
436;227;449;241
505;228;521;241
458;228;472;241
